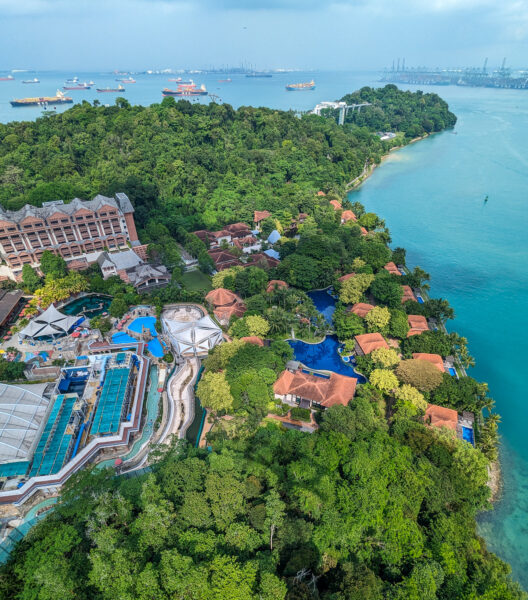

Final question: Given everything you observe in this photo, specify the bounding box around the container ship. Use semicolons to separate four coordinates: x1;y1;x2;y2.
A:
22;78;40;84
162;83;208;97
96;84;126;93
10;90;73;107
285;80;315;91
63;82;91;90
0;75;14;81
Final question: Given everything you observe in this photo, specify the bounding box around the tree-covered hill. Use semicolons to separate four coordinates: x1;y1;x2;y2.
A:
339;85;457;137
0;86;454;231
0;403;523;600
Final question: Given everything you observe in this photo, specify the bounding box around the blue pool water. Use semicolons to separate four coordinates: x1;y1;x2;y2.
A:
308;289;336;323
128;316;157;336
462;426;475;445
112;332;136;345
289;335;366;382
448;367;457;376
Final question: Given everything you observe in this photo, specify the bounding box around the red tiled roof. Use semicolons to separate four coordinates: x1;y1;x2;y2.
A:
267;280;288;293
211;229;231;239
329;199;342;210
205;288;241;307
412;353;445;372
273;369;357;408
207;249;241;270
245;253;279;269
241;336;265;346
225;222;251;234
254;210;271;222
425;403;457;430
401;285;417;304
193;230;212;243
341;210;357;222
214;304;246;322
317;191;326;196
338;272;355;283
407;315;429;337
360;226;368;236
354;333;389;355
384;261;401;276
350;302;374;318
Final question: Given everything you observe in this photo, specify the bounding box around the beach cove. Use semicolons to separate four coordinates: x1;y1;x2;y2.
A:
349;84;528;587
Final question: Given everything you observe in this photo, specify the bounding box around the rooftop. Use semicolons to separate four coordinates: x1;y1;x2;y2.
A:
407;315;429;337
274;368;357;408
350;302;374;318
254;210;271;222
338;272;355;282
354;332;389;354
341;210;357;222
425;403;457;430
401;285;418;304
384;262;401;276
240;336;265;346
267;280;288;293
205;288;242;307
412;353;445;372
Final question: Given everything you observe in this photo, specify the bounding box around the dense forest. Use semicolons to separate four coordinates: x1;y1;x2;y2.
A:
0;90;522;599
0;85;455;232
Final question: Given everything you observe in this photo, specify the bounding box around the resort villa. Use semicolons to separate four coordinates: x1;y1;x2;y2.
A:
354;332;389;356
350;302;374;318
205;288;246;325
412;353;446;372
267;280;288;294
407;315;430;337
384;262;402;276
401;285;418;304
273;365;357;409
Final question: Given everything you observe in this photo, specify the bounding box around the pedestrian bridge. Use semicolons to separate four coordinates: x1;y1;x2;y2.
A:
312;101;371;125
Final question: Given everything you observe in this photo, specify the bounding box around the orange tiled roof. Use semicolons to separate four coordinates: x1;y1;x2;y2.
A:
350;302;374;318
384;261;401;276
425;403;457;430
225;222;251;234
214;304;246;322
341;210;357;222
407;315;429;337
254;210;271;222
205;288;241;307
317;191;326;196
267;280;288;293
354;332;389;355
273;369;357;408
338;272;355;282
329;199;342;210
241;336;265;346
401;285;417;304
360;226;368;236
412;353;445;372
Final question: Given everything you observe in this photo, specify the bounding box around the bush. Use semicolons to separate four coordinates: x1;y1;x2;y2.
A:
370;368;399;392
163;352;174;363
290;407;311;422
396;359;443;392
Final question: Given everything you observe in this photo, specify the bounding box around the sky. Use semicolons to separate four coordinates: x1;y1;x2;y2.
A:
1;0;528;71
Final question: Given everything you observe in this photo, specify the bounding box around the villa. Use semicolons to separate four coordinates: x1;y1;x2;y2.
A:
254;210;271;227
350;302;374;318
338;272;356;283
424;403;457;431
232;235;261;253
412;353;445;372
354;332;389;356
267;280;288;294
205;288;246;325
407;315;429;337
329;199;357;223
273;366;357;409
401;285;418;304
207;249;242;271
384;262;402;276
240;336;265;346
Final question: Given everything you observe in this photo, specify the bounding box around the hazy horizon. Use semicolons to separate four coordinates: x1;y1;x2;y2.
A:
1;0;528;72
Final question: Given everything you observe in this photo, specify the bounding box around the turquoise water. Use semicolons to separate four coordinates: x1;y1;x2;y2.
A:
61;294;111;317
112;316;165;358
349;85;528;587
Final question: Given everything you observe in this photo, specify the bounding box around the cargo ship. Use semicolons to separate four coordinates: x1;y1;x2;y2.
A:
22;78;40;84
162;83;208;96
0;75;14;81
10;90;73;107
63;82;91;90
285;80;315;91
168;77;194;84
96;84;126;93
120;77;136;84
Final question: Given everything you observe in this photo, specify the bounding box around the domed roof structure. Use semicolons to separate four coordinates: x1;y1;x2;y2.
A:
162;313;223;357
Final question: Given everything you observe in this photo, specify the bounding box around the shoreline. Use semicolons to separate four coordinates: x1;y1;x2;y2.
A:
346;133;431;192
488;459;502;503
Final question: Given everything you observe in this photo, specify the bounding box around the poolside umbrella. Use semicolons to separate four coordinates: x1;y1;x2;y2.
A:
71;332;80;338
114;458;123;467
0;350;5;354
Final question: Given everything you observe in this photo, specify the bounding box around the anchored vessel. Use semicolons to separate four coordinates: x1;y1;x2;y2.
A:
97;84;126;93
0;75;14;81
286;80;315;91
10;90;73;107
63;82;92;90
22;78;40;84
162;83;208;97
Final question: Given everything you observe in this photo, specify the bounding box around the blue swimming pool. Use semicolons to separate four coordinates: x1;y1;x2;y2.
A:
462;426;474;445
448;367;457;376
289;335;366;382
308;289;336;323
128;316;157;336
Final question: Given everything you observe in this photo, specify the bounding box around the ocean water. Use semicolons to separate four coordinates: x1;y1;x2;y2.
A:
0;70;526;586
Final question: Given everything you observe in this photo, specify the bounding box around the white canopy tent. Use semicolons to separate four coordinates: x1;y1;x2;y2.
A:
162;314;223;357
19;304;81;341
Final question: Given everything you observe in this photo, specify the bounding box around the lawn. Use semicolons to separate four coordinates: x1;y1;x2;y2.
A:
181;270;212;292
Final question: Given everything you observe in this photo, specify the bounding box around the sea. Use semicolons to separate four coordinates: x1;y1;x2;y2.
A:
1;69;527;587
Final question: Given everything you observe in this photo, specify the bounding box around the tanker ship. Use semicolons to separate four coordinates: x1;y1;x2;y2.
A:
10;90;73;107
162;82;208;96
285;80;315;91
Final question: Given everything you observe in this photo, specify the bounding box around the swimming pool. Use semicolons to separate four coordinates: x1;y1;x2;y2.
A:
113;317;165;358
289;335;366;382
128;316;157;336
307;289;336;323
62;294;111;317
462;426;474;445
448;367;457;376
